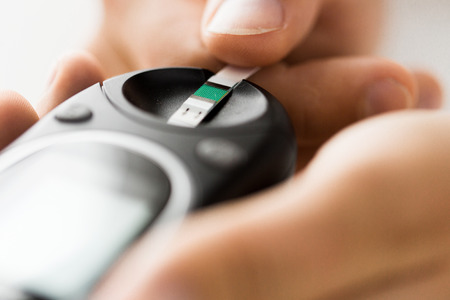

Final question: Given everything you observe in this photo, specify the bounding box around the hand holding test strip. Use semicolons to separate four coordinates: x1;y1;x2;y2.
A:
0;0;448;299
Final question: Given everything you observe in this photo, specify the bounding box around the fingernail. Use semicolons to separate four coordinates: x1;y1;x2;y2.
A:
417;84;443;109
363;79;414;117
207;0;284;35
153;283;195;300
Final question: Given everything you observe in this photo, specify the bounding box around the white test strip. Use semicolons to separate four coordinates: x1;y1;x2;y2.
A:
167;65;260;127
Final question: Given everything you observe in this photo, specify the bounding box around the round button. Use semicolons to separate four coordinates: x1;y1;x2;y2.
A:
55;103;93;123
196;138;247;169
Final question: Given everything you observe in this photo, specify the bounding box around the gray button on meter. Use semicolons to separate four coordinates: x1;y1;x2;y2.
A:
55;103;93;123
196;138;247;169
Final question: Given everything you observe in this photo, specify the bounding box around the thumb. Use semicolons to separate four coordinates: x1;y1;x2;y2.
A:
92;133;450;300
92;114;450;300
201;0;321;66
91;182;349;300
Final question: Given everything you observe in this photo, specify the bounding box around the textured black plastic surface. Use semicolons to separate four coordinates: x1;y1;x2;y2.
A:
121;68;267;127
123;68;212;119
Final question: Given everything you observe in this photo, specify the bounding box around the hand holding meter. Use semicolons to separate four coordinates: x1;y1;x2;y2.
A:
0;66;296;300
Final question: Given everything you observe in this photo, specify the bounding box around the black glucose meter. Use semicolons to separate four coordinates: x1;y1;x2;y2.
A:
0;67;297;300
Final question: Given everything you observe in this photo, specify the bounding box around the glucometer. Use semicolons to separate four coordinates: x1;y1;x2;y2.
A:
0;66;296;300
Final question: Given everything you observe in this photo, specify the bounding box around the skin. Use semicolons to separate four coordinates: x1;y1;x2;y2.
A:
0;0;448;299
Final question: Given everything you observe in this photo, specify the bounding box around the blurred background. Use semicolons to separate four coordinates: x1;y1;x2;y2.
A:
0;0;449;107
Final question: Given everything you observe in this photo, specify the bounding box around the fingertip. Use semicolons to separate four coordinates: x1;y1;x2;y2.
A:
37;51;105;117
359;58;418;117
413;71;444;109
363;79;414;117
0;90;39;150
202;0;320;66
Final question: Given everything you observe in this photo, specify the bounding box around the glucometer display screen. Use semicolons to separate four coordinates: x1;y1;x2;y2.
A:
0;143;170;299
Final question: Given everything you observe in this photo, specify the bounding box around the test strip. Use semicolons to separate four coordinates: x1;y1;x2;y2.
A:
167;65;259;127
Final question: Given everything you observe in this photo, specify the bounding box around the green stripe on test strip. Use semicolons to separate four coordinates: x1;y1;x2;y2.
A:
194;84;229;102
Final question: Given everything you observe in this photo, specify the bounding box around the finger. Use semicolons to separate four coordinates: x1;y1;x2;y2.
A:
250;56;417;166
202;0;384;67
201;0;322;66
0;91;39;150
0;52;104;150
37;51;105;117
413;70;444;109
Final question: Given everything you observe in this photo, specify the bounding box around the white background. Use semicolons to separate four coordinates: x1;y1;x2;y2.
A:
379;0;450;108
0;1;102;103
0;0;449;107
